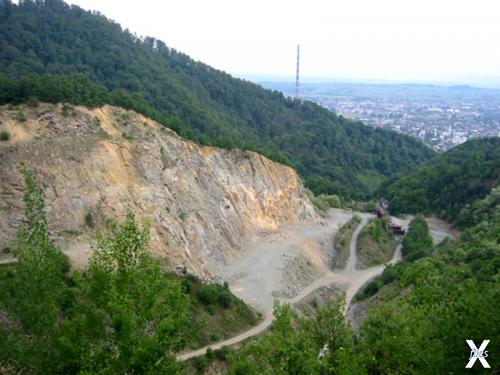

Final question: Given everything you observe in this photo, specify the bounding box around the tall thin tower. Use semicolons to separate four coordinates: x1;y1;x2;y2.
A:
295;44;300;98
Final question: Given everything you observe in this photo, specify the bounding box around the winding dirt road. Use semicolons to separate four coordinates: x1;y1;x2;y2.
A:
177;215;403;361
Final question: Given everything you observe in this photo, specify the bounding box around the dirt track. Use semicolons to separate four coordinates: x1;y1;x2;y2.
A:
177;211;404;361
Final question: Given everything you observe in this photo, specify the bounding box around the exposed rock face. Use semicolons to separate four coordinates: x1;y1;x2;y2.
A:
0;104;319;275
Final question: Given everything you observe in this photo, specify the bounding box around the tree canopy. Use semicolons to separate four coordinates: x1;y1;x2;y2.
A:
381;137;500;224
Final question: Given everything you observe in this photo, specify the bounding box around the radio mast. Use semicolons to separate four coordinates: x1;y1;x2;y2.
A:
295;44;300;98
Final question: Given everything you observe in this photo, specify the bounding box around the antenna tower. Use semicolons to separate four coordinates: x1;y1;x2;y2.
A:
295;44;300;98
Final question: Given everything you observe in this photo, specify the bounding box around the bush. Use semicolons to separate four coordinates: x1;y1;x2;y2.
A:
61;103;73;117
210;333;219;342
15;111;27;122
197;285;219;305
205;348;216;360
380;265;398;284
26;97;39;107
218;290;232;308
215;346;231;360
0;131;9;141
206;305;215;315
196;284;232;308
84;212;94;228
306;189;342;212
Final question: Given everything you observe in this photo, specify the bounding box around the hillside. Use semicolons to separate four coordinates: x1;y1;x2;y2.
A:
0;103;318;275
0;0;435;199
380;137;500;224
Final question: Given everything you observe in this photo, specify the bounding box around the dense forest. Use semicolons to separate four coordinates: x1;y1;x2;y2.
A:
380;137;500;224
0;0;435;199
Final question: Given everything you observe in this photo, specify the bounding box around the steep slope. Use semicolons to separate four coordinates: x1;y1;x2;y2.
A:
0;0;435;199
0;103;318;275
380;137;500;224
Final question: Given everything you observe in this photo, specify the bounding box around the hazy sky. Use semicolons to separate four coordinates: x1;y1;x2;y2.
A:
65;0;500;82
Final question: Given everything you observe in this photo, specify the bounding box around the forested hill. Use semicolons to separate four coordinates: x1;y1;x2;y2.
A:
0;0;434;199
381;137;500;225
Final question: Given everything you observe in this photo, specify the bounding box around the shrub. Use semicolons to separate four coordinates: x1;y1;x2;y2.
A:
218;290;232;308
215;346;231;360
84;212;94;228
61;103;73;117
0;131;9;141
210;333;219;342
206;305;215;315
197;285;219;305
205;347;216;360
26;97;39;107
380;265;398;284
197;284;233;308
15;111;27;122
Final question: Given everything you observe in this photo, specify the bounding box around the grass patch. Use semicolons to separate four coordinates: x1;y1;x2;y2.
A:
181;274;260;350
332;215;361;269
122;132;135;141
62;229;82;237
356;217;396;269
98;129;109;140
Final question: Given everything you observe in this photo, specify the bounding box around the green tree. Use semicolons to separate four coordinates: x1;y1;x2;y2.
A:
402;217;434;261
2;165;69;371
79;211;191;374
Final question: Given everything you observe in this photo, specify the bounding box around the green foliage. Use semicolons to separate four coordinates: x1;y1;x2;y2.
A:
61;103;73;117
79;211;190;373
0;131;9;141
0;170;191;373
181;274;258;349
83;212;94;228
359;214;500;374
0;166;69;371
228;300;365;374
306;189;342;212
457;187;500;228
0;0;435;200
15;111;27;122
196;284;233;308
382;137;500;224
121;132;135;141
332;215;361;269
355;265;399;301
356;218;395;268
402;217;434;261
231;196;499;374
178;210;187;220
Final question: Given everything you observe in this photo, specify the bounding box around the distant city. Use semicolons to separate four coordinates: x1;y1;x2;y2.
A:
259;81;500;151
